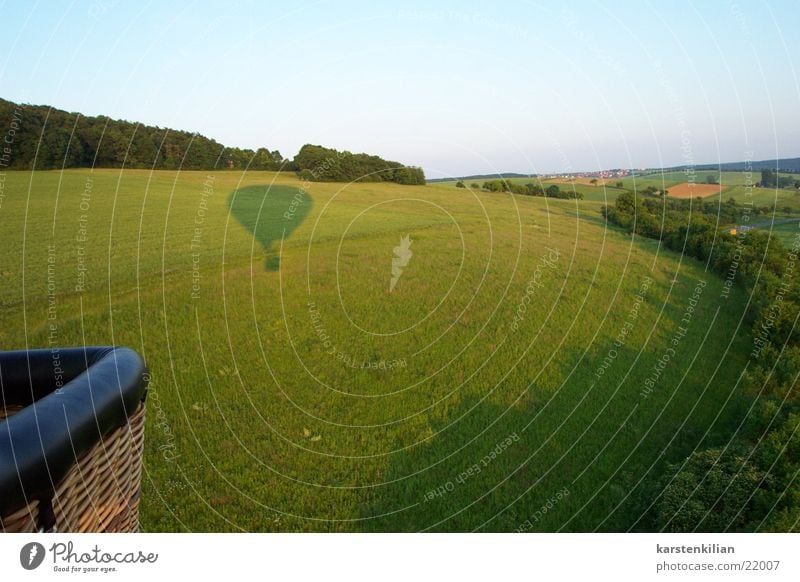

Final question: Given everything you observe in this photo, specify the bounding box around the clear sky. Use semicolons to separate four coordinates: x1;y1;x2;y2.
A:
1;0;798;177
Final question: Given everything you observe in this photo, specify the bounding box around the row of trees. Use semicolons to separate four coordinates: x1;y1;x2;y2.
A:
0;98;287;170
605;191;800;531
759;169;800;190
628;195;777;231
293;144;425;185
457;179;583;199
0;99;426;184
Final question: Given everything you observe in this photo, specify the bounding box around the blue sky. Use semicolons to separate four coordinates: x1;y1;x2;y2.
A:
1;0;798;177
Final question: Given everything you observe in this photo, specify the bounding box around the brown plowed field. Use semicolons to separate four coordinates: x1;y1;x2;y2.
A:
667;182;721;198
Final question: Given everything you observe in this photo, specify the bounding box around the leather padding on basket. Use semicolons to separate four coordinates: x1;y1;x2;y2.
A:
0;346;149;516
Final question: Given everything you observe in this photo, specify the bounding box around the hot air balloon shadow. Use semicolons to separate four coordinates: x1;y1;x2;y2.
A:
228;185;312;271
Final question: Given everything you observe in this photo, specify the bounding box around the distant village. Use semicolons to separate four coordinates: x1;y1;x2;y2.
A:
540;168;633;180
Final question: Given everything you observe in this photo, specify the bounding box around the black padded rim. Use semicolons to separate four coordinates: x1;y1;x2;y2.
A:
0;346;149;516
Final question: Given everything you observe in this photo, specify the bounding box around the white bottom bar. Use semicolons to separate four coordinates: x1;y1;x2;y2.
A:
2;534;798;581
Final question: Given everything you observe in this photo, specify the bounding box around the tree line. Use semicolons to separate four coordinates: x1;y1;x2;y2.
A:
456;179;583;199
758;169;800;190
0;98;286;170
605;191;800;531
0;99;426;185
293;144;425;185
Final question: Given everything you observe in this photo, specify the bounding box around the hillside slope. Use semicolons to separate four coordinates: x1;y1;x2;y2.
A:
0;169;755;531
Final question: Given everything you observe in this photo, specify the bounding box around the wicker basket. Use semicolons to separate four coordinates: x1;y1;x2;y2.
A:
0;346;148;533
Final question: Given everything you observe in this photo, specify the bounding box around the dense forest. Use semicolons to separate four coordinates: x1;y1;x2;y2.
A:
605;192;800;531
293;144;426;185
0;98;287;170
1;99;425;184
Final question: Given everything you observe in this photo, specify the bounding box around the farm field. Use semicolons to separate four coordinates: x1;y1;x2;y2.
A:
719;184;800;212
618;170;799;191
666;183;722;199
746;219;800;248
436;171;800;213
0;169;757;532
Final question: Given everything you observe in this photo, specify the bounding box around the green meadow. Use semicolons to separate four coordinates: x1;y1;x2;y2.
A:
749;219;800;247
436;170;800;213
0;169;757;531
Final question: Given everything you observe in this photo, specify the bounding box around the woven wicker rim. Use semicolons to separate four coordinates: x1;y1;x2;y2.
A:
1;403;145;533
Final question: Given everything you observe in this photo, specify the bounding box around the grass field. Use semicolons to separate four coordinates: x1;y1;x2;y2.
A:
0;169;758;531
436;171;800;215
747;219;800;248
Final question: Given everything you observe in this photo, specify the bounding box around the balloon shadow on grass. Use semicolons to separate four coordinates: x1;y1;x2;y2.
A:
228;185;312;271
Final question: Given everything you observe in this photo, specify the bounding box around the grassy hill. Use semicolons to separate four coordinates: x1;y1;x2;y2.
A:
0;169;756;531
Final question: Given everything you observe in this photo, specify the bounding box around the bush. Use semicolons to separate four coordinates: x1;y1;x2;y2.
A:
655;447;769;532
